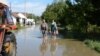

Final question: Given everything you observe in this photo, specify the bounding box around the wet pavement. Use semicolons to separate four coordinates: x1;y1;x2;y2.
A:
14;25;100;56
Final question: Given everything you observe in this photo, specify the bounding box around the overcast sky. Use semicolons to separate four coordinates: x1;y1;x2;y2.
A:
7;0;53;16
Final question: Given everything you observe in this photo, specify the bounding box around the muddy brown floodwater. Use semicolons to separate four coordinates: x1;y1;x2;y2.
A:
14;25;100;56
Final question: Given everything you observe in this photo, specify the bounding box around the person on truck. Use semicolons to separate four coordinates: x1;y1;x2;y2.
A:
0;1;17;56
0;6;15;31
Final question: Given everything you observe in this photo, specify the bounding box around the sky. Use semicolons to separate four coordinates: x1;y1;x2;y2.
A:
7;0;53;16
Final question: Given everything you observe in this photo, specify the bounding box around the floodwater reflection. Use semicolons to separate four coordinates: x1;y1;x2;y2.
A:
15;25;100;56
40;37;48;56
50;37;58;56
40;36;58;56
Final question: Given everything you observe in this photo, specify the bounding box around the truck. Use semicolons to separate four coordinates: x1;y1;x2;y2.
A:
0;1;17;56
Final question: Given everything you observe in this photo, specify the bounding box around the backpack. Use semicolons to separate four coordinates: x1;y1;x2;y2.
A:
51;23;57;31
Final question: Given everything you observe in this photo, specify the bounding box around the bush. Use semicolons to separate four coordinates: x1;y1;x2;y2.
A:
95;46;100;52
84;39;100;53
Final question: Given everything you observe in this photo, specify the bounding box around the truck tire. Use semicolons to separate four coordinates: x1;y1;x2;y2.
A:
1;32;16;56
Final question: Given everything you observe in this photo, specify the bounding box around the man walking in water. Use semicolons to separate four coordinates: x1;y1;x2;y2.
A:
51;20;58;39
51;20;58;38
40;19;48;38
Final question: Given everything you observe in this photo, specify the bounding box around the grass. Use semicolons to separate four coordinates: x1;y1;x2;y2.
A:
16;24;26;30
11;24;25;33
84;39;100;53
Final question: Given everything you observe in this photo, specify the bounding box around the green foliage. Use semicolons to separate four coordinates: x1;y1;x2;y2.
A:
42;0;100;32
27;13;40;22
42;11;57;22
84;39;100;53
42;1;67;23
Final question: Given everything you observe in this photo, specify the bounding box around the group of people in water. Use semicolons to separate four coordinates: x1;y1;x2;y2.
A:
40;19;58;38
40;19;58;56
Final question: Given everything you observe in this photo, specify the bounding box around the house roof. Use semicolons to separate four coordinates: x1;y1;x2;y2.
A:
12;12;19;18
17;13;27;19
12;12;27;19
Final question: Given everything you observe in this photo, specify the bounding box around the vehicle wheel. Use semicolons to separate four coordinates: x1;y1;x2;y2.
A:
1;32;16;56
4;32;16;44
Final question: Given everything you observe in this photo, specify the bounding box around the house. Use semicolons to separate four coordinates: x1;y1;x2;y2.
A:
12;12;20;24
17;13;27;26
12;12;27;26
26;18;35;25
12;16;17;25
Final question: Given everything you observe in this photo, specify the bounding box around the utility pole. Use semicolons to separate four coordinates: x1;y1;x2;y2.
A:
10;2;11;10
9;2;12;16
24;0;27;26
25;0;27;17
32;12;33;19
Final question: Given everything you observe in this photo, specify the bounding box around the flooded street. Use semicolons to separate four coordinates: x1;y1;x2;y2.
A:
14;25;100;56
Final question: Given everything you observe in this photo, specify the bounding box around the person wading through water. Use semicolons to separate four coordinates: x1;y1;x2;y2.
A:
40;19;48;38
50;20;58;38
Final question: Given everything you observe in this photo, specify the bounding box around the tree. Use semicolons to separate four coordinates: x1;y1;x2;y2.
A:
42;1;67;24
42;0;100;32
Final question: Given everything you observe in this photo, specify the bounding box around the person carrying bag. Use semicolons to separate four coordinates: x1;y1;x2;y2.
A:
51;20;58;36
